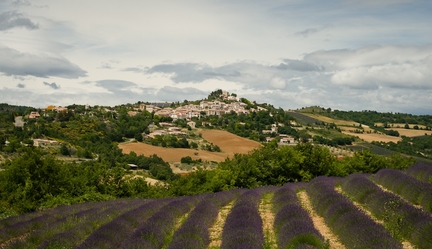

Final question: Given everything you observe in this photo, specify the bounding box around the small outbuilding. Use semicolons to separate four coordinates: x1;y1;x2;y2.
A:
128;164;138;170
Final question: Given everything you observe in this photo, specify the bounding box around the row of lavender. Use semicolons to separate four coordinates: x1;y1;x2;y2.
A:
220;189;265;249
118;196;201;249
0;200;140;248
373;167;432;213
74;199;170;249
167;190;241;249
307;176;402;248
3;164;432;248
0;200;110;241
39;199;147;249
1;199;147;249
406;163;432;184
272;183;325;248
341;173;432;248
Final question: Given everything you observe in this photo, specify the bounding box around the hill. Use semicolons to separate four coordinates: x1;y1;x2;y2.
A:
1;164;432;248
294;107;432;161
1;92;431;215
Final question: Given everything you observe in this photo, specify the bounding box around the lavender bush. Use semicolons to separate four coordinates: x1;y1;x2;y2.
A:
39;199;145;249
342;173;432;248
119;196;198;249
0;201;109;243
307;176;402;249
0;212;43;231
1;199;115;247
0;214;55;244
373;168;432;212
406;164;432;184
221;190;264;249
75;200;166;249
167;191;237;249
8;207;107;249
272;184;325;248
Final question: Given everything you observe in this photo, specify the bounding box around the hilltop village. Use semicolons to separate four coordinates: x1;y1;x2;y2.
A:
22;90;301;146
141;90;266;120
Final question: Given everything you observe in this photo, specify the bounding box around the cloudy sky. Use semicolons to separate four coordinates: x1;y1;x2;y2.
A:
1;0;431;114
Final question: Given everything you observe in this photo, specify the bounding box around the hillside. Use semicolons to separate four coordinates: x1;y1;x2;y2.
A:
1;92;431;214
293;107;432;161
1;164;432;248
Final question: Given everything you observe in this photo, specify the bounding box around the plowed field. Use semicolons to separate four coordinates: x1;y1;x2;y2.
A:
119;130;261;163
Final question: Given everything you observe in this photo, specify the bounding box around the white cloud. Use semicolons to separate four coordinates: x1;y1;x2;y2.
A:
95;80;136;91
0;0;431;114
304;45;432;70
0;10;38;31
269;77;286;89
277;59;324;72
294;24;333;38
0;46;87;78
301;45;432;90
43;81;60;89
332;62;431;89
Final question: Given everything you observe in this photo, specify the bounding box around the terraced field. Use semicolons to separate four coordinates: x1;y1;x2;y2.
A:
1;164;432;249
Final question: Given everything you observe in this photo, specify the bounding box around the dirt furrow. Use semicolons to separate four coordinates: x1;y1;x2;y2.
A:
208;200;234;248
374;183;426;212
163;212;191;249
297;191;345;249
259;193;277;249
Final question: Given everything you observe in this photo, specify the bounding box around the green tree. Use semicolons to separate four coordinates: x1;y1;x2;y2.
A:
134;132;143;142
0;148;72;212
181;156;193;164
60;143;70;156
190;141;198;149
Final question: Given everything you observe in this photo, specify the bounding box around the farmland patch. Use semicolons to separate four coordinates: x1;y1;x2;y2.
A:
300;113;361;127
119;142;227;163
199;129;261;155
342;131;401;143
119;130;260;165
375;123;428;129
287;112;323;125
385;128;432;137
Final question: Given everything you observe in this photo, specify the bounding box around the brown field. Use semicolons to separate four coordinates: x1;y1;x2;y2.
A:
342;131;401;143
301;113;361;127
119;143;228;163
200;129;261;155
302;113;375;132
375;123;427;129
119;130;261;164
386;128;432;137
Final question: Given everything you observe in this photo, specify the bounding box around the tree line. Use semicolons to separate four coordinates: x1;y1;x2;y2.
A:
0;142;414;215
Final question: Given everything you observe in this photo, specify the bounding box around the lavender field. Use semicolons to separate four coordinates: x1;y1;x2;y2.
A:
1;164;432;249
